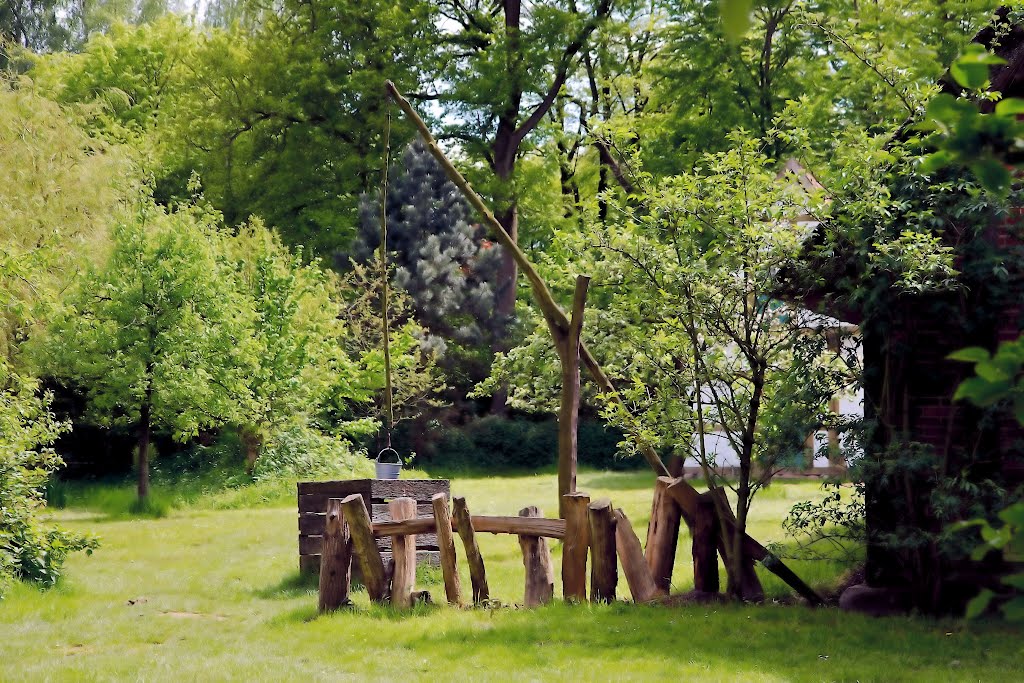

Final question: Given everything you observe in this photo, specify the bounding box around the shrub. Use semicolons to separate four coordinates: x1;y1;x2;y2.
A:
417;415;636;471
252;423;372;482
1;366;97;596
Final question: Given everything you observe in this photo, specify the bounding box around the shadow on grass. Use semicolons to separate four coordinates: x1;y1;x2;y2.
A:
393;602;1018;681
579;471;690;491
254;570;320;600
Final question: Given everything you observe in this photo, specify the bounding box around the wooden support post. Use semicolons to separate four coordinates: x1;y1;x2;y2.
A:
614;508;665;603
318;497;352;613
588;498;617;603
340;494;389;603
452;496;489;604
561;491;590;602
431;493;462;606
645;476;682;592
556;276;589;518
518;506;555;607
388;497;417;608
708;487;764;602
692;492;720;594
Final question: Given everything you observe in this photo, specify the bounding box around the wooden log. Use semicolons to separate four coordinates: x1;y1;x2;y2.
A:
588;498;617;603
664;478;823;605
692;492;720;594
518;506;555;607
431;493;462;606
561;491;591;603
371;515;566;539
340;494;389;603
615;508;664;603
452;496;489;604
389;497;417;608
556;276;589;518
708;487;763;602
645;476;682;592
318;498;352;613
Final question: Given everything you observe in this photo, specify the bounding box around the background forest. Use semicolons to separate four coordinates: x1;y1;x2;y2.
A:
2;0;1022;607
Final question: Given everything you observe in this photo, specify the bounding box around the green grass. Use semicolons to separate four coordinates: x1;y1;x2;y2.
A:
5;469;1022;681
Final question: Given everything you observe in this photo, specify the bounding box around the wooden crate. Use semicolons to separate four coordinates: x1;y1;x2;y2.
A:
297;478;450;574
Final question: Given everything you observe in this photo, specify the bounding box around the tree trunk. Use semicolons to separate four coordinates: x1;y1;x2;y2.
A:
136;396;152;502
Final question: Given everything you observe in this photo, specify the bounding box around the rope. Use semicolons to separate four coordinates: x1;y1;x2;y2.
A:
380;105;394;448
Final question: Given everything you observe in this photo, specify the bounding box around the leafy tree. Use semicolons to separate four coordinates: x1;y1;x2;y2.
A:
429;0;614;411
45;200;254;502
350;141;504;391
0;81;130;361
224;220;351;470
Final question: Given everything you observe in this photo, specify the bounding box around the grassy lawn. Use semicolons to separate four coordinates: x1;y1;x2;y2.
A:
3;468;1021;681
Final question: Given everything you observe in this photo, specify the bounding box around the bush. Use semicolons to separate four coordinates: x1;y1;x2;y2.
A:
417;415;637;471
252;423;372;481
1;366;97;596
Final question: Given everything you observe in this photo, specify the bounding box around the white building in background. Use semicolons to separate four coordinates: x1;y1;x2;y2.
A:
682;161;864;472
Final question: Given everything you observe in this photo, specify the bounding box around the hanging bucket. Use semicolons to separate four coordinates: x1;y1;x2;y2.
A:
375;447;402;480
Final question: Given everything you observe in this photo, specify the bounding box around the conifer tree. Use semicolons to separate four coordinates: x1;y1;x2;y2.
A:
349;141;505;392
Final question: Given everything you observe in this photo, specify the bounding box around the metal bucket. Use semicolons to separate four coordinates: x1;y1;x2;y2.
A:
375;447;402;480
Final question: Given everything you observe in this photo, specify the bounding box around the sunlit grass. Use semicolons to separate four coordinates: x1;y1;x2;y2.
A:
5;469;1021;681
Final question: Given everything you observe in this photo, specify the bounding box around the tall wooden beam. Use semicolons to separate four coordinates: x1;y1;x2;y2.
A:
645;476;682;592
452;496;489;604
388;497;418;608
614;508;664;603
556;275;589;518
340;494;388;603
518;506;555;607
318;497;352;613
588;498;617;603
431;493;462;606
561;491;591;602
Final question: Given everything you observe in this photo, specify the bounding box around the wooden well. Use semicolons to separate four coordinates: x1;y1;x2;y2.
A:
297;479;449;574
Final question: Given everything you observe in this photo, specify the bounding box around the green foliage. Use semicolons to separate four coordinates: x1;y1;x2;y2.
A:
0;361;97;597
0;80;130;360
415;416;631;471
958;501;1024;619
951;334;1024;620
42;198;253;498
950;337;1024;423
922;40;1024;195
251;423;367;482
350;141;505;394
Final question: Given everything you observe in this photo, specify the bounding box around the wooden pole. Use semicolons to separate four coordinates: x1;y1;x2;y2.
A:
614;508;665;603
431;493;462;606
557;276;589;518
664;478;823;605
384;80;822;606
318;498;352;613
340;494;389;603
692;492;720;593
588;498;617;603
561;491;591;602
372;515;566;539
645;476;682;592
707;487;764;602
452;496;489;604
388;497;417;608
518;506;555;607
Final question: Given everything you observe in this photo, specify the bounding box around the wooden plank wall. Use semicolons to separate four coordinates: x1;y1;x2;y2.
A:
297;479;449;574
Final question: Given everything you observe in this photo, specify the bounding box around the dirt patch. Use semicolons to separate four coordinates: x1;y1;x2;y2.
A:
161;611;227;621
